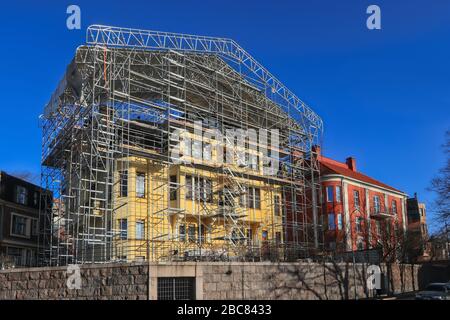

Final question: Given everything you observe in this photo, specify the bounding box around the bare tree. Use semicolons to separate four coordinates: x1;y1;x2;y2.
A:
428;130;450;228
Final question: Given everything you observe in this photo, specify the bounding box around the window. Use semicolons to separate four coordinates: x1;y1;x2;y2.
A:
119;219;127;240
275;232;282;244
336;186;342;203
375;221;381;236
183;138;192;157
373;196;381;213
198;224;205;243
326;186;334;202
246;228;253;245
185;176;212;202
201;179;212;202
33;192;39;206
6;247;26;266
157;277;196;300
136;220;144;240
16;186;28;205
248;187;261;209
188;225;196;242
357;238;364;251
185;176;193;199
391;200;397;214
179;224;186;242
274;195;281;216
356;217;363;233
249;154;259;170
31;219;38;236
386;223;391;238
337;213;343;230
11;214;28;237
328;213;336;231
192;140;202;160
262;230;268;241
119;171;128;197
203;142;212;161
353;190;360;208
170;175;178;201
136;172;145;198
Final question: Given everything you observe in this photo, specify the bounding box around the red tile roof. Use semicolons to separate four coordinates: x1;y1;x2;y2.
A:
319;156;404;194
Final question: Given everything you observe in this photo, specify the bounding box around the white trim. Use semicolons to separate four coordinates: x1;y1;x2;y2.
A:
10;212;32;239
321;175;407;198
365;188;372;247
342;181;351;251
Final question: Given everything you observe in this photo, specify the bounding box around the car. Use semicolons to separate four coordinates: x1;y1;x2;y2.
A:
415;283;450;300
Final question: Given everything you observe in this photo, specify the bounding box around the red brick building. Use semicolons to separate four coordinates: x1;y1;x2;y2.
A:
316;147;407;256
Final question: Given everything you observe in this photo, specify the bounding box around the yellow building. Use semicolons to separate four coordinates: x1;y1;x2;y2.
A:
113;129;285;262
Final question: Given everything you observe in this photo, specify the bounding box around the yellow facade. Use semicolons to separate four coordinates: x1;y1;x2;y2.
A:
113;130;284;262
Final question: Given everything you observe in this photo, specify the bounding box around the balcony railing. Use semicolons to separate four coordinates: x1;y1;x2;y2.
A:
370;206;396;219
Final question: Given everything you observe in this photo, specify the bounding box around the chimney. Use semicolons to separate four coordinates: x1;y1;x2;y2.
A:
346;157;357;172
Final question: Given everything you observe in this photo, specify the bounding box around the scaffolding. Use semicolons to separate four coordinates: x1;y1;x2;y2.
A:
38;25;323;266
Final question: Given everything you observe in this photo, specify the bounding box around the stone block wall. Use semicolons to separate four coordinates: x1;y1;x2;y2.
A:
0;263;148;300
0;262;422;300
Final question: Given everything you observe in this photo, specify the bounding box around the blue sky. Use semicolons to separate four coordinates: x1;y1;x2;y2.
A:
0;1;448;231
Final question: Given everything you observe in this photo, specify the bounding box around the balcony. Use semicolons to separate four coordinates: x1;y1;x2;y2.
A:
370;206;396;220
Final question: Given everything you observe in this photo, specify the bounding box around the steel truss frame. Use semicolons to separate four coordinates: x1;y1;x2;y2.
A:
39;25;323;266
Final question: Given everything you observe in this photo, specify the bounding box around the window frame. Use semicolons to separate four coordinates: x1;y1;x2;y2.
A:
10;213;30;238
136;172;146;198
328;213;336;231
337;213;343;230
118;218;128;240
373;195;381;213
15;185;28;205
188;225;196;243
326;186;334;202
135;220;145;240
355;216;363;233
391;199;397;214
119;171;128;197
336;186;342;203
353;190;360;209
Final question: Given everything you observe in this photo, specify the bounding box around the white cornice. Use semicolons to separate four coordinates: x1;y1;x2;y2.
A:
321;174;407;197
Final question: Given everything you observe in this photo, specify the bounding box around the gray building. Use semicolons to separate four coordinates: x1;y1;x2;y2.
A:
0;171;51;268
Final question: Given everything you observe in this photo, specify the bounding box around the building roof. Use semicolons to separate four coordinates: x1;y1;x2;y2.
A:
319;156;405;194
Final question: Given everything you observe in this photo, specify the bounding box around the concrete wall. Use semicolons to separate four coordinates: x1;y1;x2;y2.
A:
0;262;425;300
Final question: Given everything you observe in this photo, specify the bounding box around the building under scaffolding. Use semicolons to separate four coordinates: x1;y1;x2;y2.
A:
38;25;324;266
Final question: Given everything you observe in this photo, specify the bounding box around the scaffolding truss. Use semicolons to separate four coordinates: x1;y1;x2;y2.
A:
39;25;323;266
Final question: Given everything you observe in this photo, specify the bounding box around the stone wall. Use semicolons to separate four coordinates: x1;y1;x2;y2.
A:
201;262;420;300
0;262;425;300
0;263;148;300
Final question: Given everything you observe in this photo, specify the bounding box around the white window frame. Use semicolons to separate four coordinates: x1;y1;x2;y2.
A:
337;213;343;230
135;220;145;240
336;186;342;203
326;186;334;202
136;172;146;198
10;213;31;238
353;190;360;208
